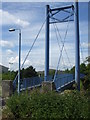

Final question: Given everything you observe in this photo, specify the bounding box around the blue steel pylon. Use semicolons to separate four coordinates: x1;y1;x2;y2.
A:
45;3;80;91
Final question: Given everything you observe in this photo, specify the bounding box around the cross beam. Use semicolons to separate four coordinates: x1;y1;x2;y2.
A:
50;5;74;12
50;19;74;24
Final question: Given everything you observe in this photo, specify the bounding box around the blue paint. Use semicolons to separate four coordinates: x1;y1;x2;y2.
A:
74;2;80;91
13;4;81;92
18;30;21;94
45;5;50;81
19;73;84;91
20;77;43;90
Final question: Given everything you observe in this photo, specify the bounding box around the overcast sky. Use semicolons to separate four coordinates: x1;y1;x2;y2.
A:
0;2;88;71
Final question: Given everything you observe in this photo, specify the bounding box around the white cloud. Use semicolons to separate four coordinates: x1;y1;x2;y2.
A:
24;59;31;66
0;9;30;28
8;56;30;66
21;21;75;49
9;56;18;63
6;49;13;55
1;2;88;71
81;42;88;48
0;40;14;48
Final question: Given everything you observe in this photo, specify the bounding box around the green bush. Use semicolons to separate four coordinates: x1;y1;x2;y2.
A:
2;71;16;80
4;90;89;119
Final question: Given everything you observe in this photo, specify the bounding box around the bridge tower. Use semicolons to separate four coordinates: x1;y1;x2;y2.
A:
74;1;80;91
45;5;50;81
45;1;80;91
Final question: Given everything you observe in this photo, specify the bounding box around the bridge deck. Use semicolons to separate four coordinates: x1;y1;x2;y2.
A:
13;73;84;92
20;74;75;91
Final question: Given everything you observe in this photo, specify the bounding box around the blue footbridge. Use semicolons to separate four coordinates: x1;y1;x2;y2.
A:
11;2;83;94
13;73;85;92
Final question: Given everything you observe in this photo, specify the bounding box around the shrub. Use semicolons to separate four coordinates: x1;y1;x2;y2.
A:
3;90;89;119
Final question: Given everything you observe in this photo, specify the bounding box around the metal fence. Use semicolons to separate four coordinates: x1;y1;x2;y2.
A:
54;74;74;91
44;75;53;82
20;77;44;91
13;73;85;92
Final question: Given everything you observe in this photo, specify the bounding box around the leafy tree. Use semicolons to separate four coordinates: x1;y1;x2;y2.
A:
2;66;38;80
64;68;69;73
69;66;75;74
2;71;16;80
80;56;90;90
85;56;90;63
49;69;55;76
80;63;87;74
21;66;38;79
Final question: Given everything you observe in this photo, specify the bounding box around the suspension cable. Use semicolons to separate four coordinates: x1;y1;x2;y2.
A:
21;21;45;69
53;23;66;68
54;23;72;68
14;13;49;82
50;10;73;69
80;43;84;63
53;12;71;82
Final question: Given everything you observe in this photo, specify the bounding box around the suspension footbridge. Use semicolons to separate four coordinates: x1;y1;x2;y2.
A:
12;2;84;93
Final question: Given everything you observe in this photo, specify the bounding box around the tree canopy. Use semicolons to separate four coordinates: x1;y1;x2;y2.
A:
21;66;38;79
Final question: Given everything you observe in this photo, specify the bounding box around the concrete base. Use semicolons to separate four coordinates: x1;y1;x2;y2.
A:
42;81;56;93
2;80;13;98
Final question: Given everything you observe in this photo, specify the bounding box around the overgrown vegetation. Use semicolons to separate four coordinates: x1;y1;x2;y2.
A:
21;66;38;79
2;71;16;80
2;90;89;119
2;56;90;119
2;66;38;80
80;56;90;91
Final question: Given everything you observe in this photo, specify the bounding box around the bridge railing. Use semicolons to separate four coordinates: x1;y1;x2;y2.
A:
54;74;74;90
44;75;53;82
13;73;85;92
20;76;44;91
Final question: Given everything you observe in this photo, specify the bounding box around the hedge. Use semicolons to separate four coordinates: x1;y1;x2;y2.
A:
3;90;89;120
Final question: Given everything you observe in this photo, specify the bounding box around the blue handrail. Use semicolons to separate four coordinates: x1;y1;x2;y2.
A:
13;73;85;92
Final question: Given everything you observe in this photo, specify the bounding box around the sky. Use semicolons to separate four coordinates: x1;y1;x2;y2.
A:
1;0;90;2
0;2;88;71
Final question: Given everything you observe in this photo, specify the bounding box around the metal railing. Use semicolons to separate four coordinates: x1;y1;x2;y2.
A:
13;73;86;92
54;74;74;91
20;76;44;91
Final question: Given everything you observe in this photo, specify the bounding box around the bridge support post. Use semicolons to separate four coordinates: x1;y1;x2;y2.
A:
74;1;80;91
45;5;50;81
